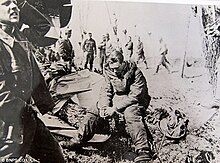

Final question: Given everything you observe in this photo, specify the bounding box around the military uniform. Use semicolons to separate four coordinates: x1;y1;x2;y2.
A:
0;28;64;163
82;38;96;71
58;38;76;71
78;61;152;153
136;40;148;69
98;40;106;73
125;40;133;58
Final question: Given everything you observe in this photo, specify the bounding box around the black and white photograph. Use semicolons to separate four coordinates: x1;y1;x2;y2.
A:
0;0;220;162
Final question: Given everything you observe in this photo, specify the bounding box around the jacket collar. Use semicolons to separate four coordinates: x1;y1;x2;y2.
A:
0;28;14;48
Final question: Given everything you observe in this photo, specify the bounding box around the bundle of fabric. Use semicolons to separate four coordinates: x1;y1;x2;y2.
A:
55;100;87;129
158;108;189;140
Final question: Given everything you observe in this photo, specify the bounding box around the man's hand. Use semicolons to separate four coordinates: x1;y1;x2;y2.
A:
99;107;107;118
99;107;117;118
105;107;117;117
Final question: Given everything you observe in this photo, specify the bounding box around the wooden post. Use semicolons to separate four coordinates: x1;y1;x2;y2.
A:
181;10;191;78
181;51;187;78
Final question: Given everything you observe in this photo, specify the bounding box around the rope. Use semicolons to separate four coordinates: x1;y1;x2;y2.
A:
85;1;90;32
105;1;113;31
181;6;192;78
77;2;85;41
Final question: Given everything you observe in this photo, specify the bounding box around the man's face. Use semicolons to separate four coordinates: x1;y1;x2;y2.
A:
0;0;19;25
109;57;122;73
88;33;92;38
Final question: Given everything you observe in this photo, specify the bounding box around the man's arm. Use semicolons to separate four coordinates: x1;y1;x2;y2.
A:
93;40;97;56
82;39;87;52
30;52;55;115
0;45;26;123
0;80;26;123
98;75;114;109
140;42;144;50
127;41;133;50
131;42;134;50
98;41;105;49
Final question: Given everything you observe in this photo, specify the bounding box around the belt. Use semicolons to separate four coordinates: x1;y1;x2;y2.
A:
115;92;128;96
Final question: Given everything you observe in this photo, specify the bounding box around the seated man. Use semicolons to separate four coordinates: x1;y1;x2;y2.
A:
61;50;154;162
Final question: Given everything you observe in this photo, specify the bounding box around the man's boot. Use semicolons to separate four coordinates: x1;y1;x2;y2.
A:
144;61;149;69
155;65;160;73
134;148;153;163
59;137;82;150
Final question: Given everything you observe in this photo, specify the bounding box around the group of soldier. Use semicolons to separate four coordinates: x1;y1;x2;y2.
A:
82;32;151;74
34;26;172;79
81;32;172;75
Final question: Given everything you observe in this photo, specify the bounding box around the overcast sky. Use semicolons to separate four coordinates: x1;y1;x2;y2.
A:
67;0;212;59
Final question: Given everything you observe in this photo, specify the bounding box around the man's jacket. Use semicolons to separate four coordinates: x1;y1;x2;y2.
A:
125;41;133;51
136;41;144;55
125;41;134;57
58;38;74;61
0;27;55;154
99;61;151;112
82;38;96;54
98;40;106;56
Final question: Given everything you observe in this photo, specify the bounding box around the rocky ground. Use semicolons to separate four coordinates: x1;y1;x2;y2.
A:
44;57;220;163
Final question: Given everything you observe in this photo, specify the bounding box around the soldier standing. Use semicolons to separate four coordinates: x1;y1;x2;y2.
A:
136;36;148;69
125;36;134;60
105;33;114;60
82;32;97;71
0;0;64;162
155;38;170;73
57;27;77;72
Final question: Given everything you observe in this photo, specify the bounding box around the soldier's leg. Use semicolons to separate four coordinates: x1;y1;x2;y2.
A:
78;105;110;142
144;60;148;69
100;54;104;73
27;118;65;163
163;62;170;73
89;53;94;71
155;64;160;73
59;105;110;150
142;55;148;69
71;58;77;71
84;52;89;69
124;105;155;162
124;105;151;152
